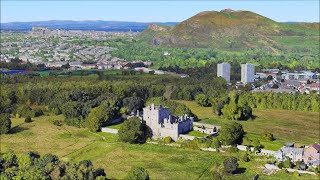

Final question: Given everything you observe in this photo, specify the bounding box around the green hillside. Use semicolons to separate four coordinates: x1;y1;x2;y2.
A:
141;10;319;52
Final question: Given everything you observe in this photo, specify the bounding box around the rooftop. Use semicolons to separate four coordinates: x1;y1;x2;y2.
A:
280;147;304;154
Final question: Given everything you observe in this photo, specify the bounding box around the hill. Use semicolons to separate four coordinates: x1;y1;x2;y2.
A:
0;20;178;32
141;10;319;51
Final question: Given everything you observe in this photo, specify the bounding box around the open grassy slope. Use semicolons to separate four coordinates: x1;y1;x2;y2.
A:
141;10;319;52
175;100;320;149
1;115;318;179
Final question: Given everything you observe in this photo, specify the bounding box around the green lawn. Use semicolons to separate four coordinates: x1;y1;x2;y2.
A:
186;130;208;137
175;100;319;146
1;114;318;179
106;122;123;129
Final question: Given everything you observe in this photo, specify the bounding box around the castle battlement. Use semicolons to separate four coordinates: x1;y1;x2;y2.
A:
142;104;193;140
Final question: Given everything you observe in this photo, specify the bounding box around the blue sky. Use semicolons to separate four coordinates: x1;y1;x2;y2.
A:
1;1;319;23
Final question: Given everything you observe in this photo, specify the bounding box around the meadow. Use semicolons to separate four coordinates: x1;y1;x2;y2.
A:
1;113;318;179
175;100;320;150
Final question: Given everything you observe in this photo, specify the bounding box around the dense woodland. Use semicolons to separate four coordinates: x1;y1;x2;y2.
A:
0;74;318;136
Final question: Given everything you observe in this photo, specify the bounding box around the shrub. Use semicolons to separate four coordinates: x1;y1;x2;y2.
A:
33;108;44;117
25;116;32;123
277;162;284;169
283;157;293;168
292;171;300;177
241;154;250;162
266;157;276;164
242;137;252;146
225;146;239;153
0;113;11;134
16;105;33;117
223;157;238;174
195;138;209;148
212;165;226;180
260;132;274;141
195;94;210;107
181;140;199;150
252;139;262;151
211;139;222;149
53;120;62;126
163;136;173;144
126;166;149;180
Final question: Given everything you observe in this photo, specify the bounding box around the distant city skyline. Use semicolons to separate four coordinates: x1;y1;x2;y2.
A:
1;1;319;23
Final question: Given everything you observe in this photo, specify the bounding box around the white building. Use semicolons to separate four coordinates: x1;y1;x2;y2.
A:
281;71;317;80
275;147;304;162
241;63;255;83
142;104;193;141
217;63;231;82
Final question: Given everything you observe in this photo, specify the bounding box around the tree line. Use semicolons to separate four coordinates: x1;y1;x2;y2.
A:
0;152;149;180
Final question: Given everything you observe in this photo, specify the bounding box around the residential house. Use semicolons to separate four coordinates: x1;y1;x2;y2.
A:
310;83;320;92
303;144;320;168
275;146;304;162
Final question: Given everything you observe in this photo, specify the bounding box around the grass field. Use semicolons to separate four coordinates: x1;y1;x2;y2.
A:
1;115;318;179
106;122;123;129
175;100;320;150
185;130;208;137
0;108;317;180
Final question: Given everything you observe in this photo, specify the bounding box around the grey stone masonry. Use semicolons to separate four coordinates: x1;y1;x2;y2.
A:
143;104;193;141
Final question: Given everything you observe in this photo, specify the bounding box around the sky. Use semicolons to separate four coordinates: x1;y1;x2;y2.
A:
1;1;319;23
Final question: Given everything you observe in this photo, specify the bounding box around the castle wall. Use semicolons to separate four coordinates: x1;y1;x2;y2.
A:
178;120;193;134
143;104;192;141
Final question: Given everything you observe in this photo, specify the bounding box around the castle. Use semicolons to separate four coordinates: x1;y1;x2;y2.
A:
142;104;194;141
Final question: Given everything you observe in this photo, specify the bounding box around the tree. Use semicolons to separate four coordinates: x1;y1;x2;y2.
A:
25;116;32;123
221;103;241;120
252;139;262;151
0;152;18;170
126;166;149;180
86;105;106;132
123;97;144;113
195;94;210;107
94;168;107;178
240;104;252;120
0;113;11;134
118;117;146;144
0;152;107;180
222;103;252;121
219;122;244;145
283;157;293;168
223;157;239;174
86;100;120;132
267;75;273;81
215;102;224;116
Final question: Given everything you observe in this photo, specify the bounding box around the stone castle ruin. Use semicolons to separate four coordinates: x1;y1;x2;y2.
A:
142;104;194;140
